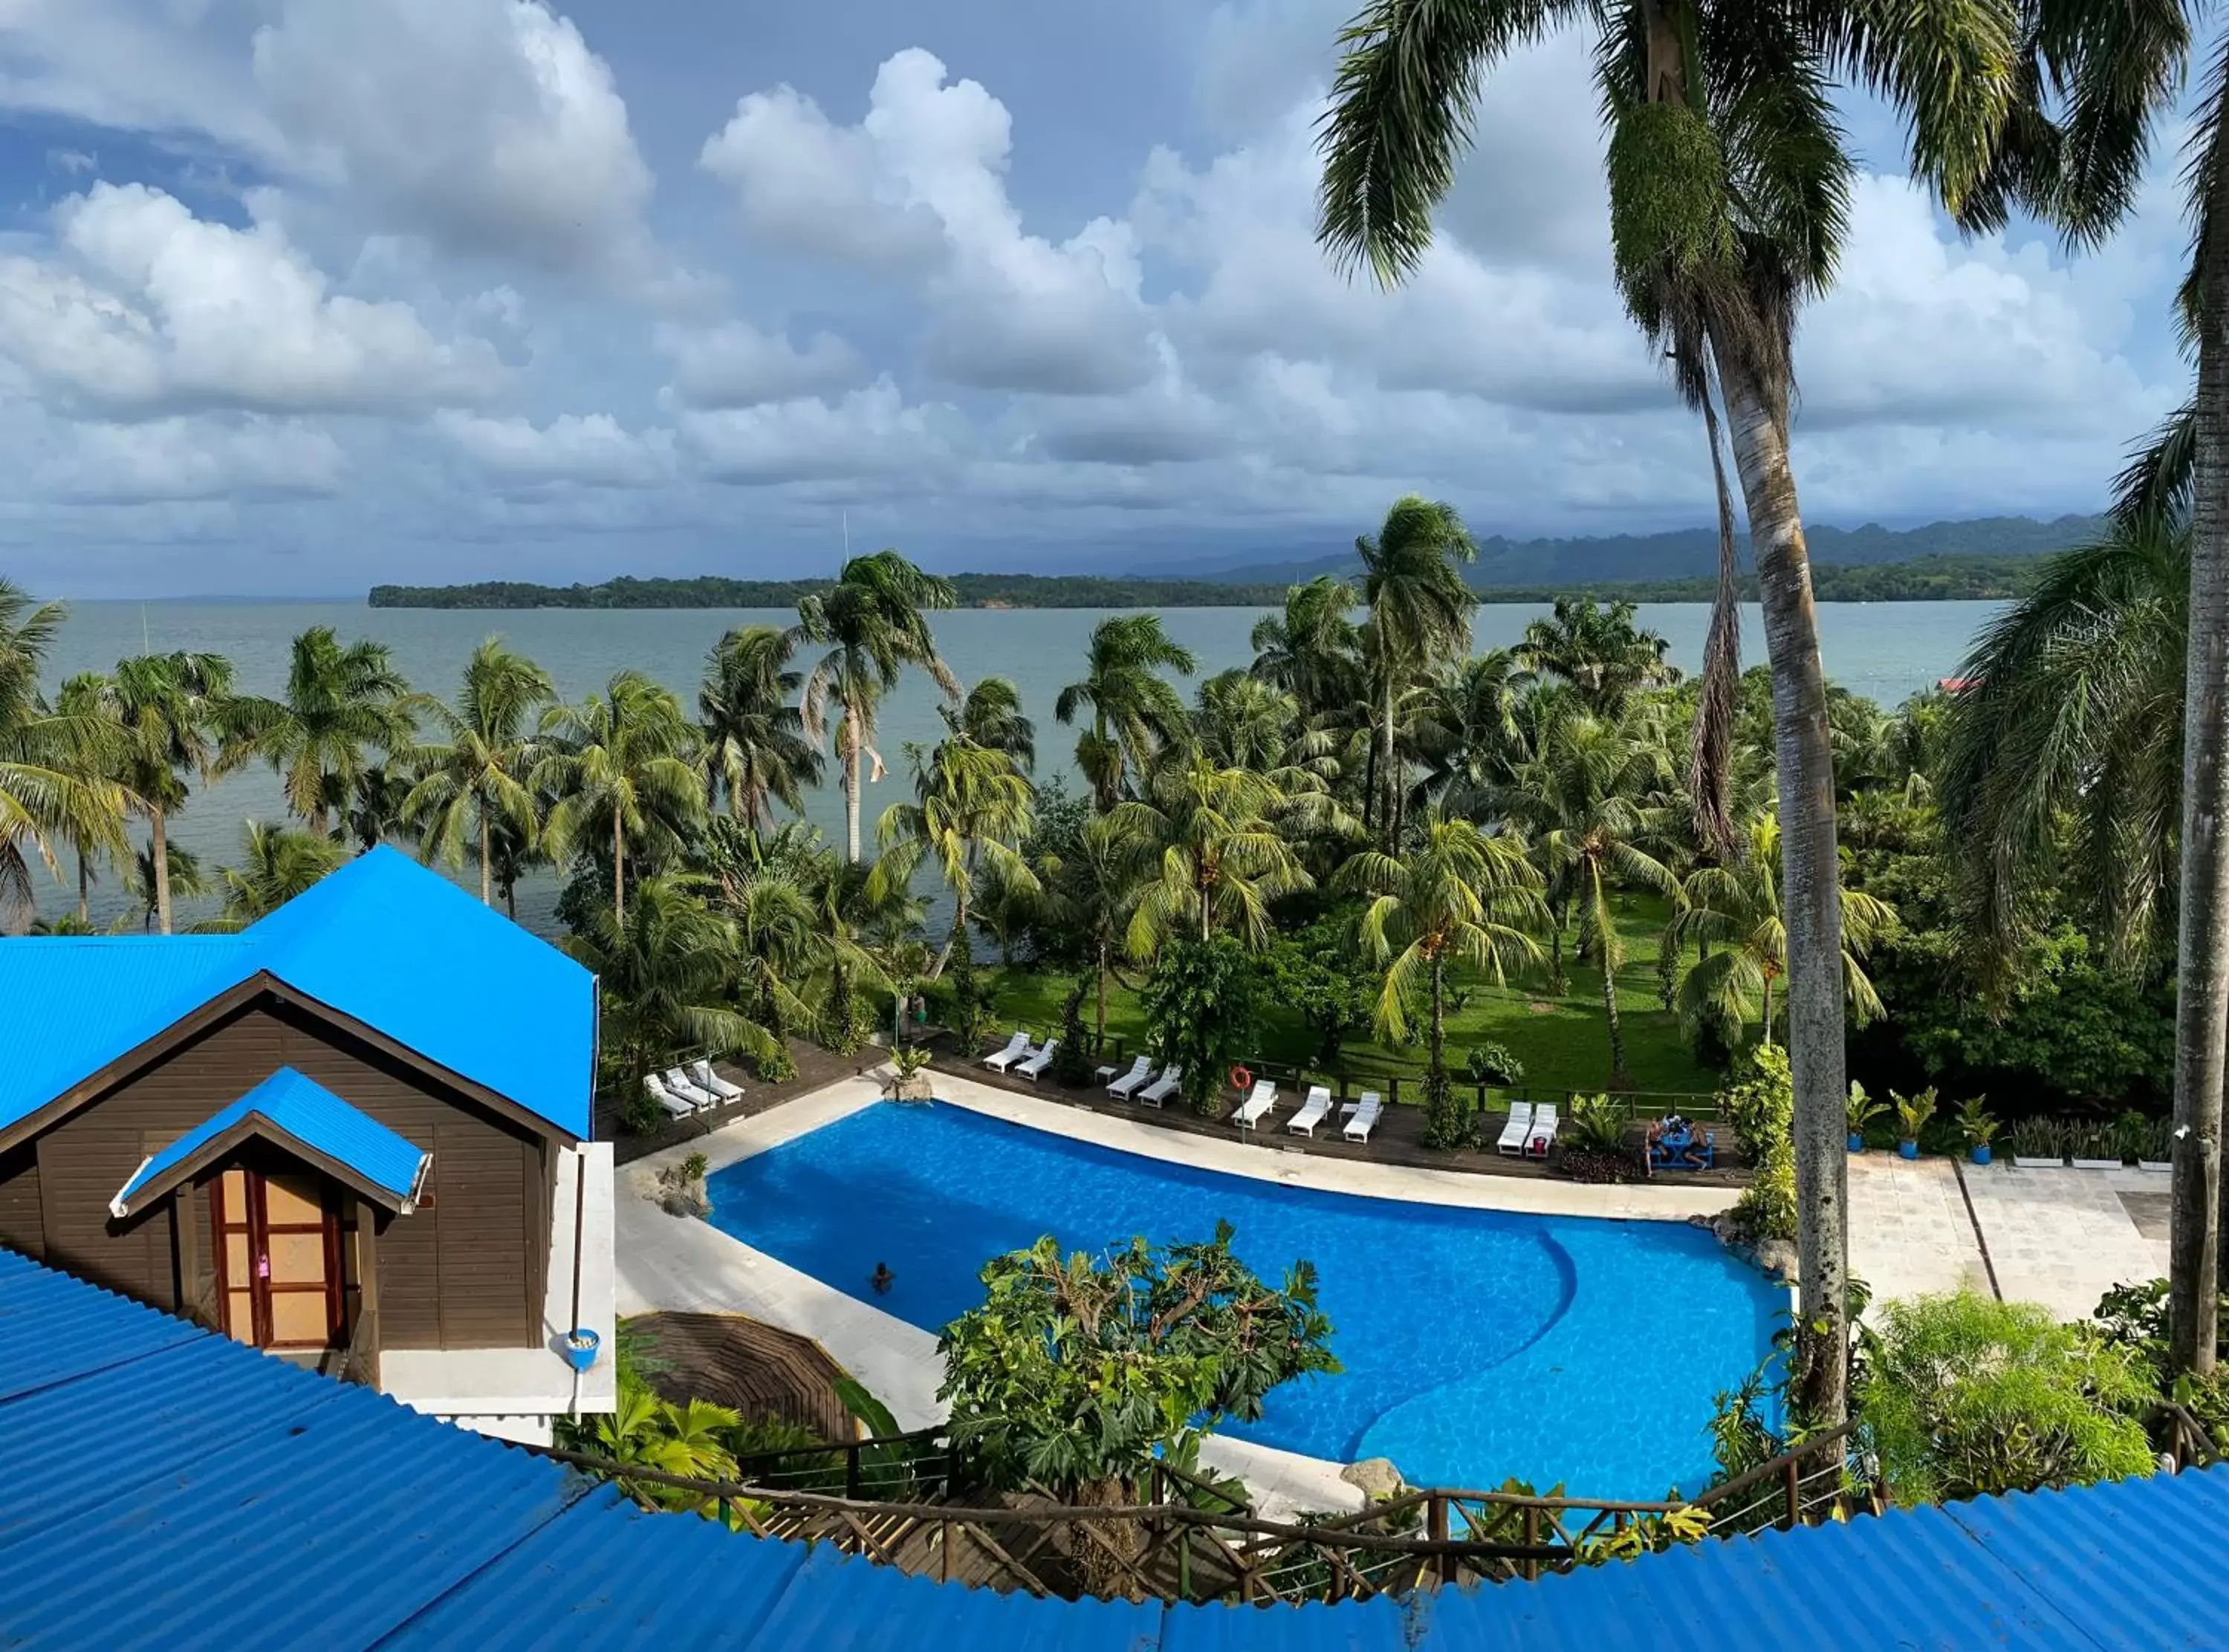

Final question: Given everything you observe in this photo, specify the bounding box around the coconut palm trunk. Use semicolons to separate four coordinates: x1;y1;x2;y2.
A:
1428;949;1447;1100
612;812;626;927
843;707;864;864
150;805;172;936
75;849;88;923
1722;354;1851;1423
2170;152;2229;1374
479;813;493;907
1380;676;1399;851
1601;961;1627;1085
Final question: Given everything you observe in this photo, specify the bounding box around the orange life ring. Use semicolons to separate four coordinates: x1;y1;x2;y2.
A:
1229;1064;1253;1092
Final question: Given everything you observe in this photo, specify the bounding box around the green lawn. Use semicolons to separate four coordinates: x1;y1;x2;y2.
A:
984;894;1720;1100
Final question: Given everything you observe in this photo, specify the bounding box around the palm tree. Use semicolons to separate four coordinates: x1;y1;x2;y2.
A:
1114;755;1312;953
795;550;960;862
711;860;822;1065
52;672;129;923
1056;614;1198;811
872;736;1039;977
0;584;129;925
101;651;233;934
1340;815;1545;1142
1670;810;1895;1047
1354;496;1477;846
942;676;1036;771
1250;576;1362;721
698;625;821;839
216;821;345;926
535;671;704;927
1412;650;1532;813
1493;711;1681;1084
562;872;777;1085
1314;5;2016;1424
224;627;419;836
404;639;554;906
132;841;209;931
1939;518;2187;977
1519;597;1678;714
1038;811;1152;1045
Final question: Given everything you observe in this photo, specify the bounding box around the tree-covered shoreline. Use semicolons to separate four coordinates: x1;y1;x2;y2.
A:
368;551;2048;612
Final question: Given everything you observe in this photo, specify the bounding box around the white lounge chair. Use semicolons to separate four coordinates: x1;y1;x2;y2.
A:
1016;1038;1059;1081
690;1059;745;1102
1343;1093;1383;1143
1106;1056;1152;1099
1138;1066;1181;1108
1233;1081;1278;1131
1496;1101;1536;1157
1287;1086;1332;1136
982;1030;1031;1072
1527;1102;1560;1157
664;1067;719;1108
644;1075;698;1119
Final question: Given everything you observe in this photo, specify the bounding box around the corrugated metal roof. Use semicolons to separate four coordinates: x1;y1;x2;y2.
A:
0;846;593;1138
110;1066;431;1215
2;1243;2226;1651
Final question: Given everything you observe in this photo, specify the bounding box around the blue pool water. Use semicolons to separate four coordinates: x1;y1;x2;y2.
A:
705;1103;1781;1497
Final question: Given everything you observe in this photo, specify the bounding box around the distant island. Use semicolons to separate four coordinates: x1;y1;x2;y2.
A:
371;550;2057;611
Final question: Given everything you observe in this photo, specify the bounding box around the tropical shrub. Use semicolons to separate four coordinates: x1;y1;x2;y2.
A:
938;1226;1336;1592
1139;934;1265;1113
1722;1045;1795;1242
1846;1080;1885;1139
1049;977;1094;1084
1465;1043;1525;1087
1267;917;1378;1069
2007;1115;2069;1162
1860;1293;2155;1506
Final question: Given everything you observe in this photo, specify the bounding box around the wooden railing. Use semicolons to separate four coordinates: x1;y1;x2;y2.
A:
536;1420;1873;1604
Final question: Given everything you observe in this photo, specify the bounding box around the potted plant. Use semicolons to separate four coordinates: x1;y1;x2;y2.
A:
1955;1096;1997;1166
2008;1115;2068;1169
2141;1118;2173;1174
2071;1119;2122;1171
1846;1082;1885;1154
1891;1087;1937;1160
884;1044;934;1102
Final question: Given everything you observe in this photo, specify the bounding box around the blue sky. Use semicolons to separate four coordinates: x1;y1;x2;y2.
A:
0;1;2196;596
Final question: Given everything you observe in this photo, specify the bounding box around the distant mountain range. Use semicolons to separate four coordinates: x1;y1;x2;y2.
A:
1133;514;2109;588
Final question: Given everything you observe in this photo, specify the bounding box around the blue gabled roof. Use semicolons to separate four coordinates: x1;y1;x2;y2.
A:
110;1068;430;1217
0;847;593;1139
3;1242;2229;1651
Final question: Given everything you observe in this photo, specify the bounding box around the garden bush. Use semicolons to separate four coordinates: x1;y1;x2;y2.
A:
1721;1044;1794;1241
1861;1292;2156;1506
1465;1043;1525;1087
1140;934;1265;1113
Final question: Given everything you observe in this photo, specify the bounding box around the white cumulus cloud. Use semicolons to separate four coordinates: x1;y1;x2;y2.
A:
434;411;675;488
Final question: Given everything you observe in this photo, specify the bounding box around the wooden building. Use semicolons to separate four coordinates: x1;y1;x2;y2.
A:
0;847;614;1443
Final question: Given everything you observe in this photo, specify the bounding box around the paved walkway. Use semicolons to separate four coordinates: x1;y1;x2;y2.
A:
1963;1162;2170;1320
1844;1153;1990;1304
1842;1153;2170;1322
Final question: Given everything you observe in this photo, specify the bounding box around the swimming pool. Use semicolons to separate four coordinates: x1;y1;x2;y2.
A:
704;1102;1780;1497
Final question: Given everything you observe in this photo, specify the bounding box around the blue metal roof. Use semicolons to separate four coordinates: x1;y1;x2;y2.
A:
0;846;593;1139
1;1242;2225;1651
109;1067;431;1217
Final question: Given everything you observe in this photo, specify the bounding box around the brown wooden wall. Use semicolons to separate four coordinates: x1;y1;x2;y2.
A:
0;994;559;1350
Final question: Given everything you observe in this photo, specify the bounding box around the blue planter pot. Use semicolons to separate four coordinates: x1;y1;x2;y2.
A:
1897;1140;1919;1161
1970;1144;1993;1166
1846;1132;1865;1153
562;1328;602;1373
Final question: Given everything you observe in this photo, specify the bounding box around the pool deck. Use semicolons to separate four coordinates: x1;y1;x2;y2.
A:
614;1073;2175;1511
614;1071;1744;1516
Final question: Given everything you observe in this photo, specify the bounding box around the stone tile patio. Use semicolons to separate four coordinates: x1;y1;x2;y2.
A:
1843;1153;1990;1304
1961;1162;2170;1321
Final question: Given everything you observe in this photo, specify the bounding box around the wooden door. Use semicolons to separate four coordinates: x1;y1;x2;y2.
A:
213;1168;342;1350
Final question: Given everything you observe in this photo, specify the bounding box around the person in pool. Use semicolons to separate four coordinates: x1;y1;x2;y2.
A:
871;1262;894;1295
